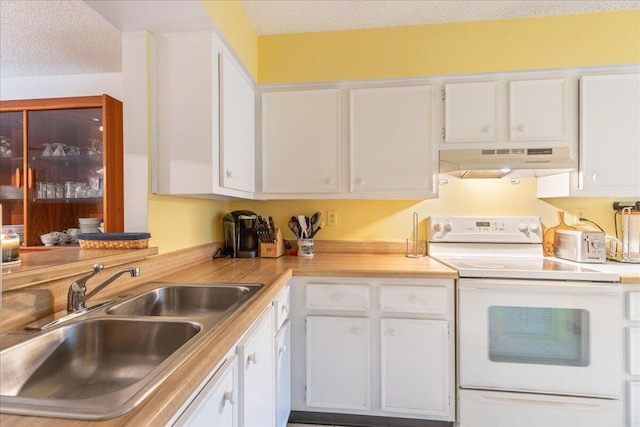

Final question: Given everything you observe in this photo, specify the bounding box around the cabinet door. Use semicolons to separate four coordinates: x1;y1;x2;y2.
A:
509;79;567;141
580;74;640;193
220;53;255;193
380;318;449;417
174;356;238;427
349;86;435;195
444;81;499;142
306;316;370;410
275;321;291;427
155;33;219;195
239;307;275;427
261;89;340;193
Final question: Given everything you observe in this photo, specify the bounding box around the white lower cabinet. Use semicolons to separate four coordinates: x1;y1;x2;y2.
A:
274;284;292;427
306;316;371;410
275;321;291;427
624;286;640;427
291;276;455;423
238;306;275;427
380;318;449;416
173;355;239;427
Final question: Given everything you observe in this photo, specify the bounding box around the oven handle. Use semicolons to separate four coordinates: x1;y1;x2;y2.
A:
459;279;621;295
473;393;612;410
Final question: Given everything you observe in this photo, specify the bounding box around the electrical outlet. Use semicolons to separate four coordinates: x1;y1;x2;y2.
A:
327;210;337;227
575;208;587;223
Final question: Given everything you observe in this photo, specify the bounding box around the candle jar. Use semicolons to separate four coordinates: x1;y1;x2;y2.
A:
1;228;20;262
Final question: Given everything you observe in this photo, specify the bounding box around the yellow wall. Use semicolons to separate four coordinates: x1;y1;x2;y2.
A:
258;10;640;83
230;179;629;242
201;0;258;81
156;6;639;253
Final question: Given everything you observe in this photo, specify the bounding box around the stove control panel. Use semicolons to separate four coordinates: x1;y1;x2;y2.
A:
428;216;543;243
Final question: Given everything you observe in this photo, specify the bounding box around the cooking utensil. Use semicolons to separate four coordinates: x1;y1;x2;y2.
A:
298;215;308;239
543;211;575;256
309;212;321;236
309;221;324;238
288;218;301;239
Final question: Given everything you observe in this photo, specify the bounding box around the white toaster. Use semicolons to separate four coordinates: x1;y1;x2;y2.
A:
554;229;606;263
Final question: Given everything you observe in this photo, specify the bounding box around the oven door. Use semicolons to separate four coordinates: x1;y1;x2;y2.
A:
458;278;621;398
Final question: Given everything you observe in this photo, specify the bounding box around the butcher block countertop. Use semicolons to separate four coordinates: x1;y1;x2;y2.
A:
0;247;457;426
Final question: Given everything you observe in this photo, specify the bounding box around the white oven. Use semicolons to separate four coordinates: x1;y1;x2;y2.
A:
429;216;624;427
459;278;621;398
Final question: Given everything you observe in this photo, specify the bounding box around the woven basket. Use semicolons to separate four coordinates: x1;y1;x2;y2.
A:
78;239;149;249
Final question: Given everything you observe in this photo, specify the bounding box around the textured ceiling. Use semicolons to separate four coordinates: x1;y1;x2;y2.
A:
0;0;121;78
241;0;640;35
1;0;638;79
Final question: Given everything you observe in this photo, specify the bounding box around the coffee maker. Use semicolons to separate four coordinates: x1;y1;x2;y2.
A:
223;210;259;258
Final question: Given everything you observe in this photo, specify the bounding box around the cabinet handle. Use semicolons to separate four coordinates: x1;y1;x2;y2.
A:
409;295;418;304
388;328;397;336
325;178;334;186
226;170;233;178
592;174;599;181
223;390;237;405
27;168;35;189
356;178;365;186
483;126;492;133
517;124;527;132
279;345;287;356
281;303;289;314
247;352;258;365
14;168;22;188
351;327;361;335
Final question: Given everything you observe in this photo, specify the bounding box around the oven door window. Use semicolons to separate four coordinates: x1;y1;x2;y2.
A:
488;306;589;367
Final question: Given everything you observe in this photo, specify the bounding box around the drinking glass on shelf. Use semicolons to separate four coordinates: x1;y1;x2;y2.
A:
52;143;66;156
74;182;87;198
55;184;64;199
66;145;80;156
88;138;102;155
42;143;53;157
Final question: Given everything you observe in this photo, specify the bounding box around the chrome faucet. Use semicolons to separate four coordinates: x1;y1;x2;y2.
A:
67;263;141;313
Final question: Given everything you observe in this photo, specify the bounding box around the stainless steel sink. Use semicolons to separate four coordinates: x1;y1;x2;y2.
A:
106;283;262;317
0;282;263;420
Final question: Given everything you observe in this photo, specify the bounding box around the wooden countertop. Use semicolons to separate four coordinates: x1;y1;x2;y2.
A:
0;252;457;426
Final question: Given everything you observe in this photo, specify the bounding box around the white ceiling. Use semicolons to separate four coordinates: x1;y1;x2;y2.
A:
0;0;638;78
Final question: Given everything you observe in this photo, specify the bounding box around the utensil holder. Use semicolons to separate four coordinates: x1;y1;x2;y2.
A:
297;238;314;258
259;228;285;258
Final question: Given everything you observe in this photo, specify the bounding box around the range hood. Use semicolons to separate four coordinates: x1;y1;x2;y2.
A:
439;147;576;179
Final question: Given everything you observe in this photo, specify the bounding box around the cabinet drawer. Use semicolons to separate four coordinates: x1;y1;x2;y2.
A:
274;285;290;332
306;284;370;311
380;285;448;314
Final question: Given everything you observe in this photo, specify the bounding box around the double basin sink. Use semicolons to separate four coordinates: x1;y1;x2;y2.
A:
0;282;263;420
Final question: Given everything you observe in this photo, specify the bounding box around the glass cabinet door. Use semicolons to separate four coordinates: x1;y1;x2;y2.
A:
0;111;25;243
25;108;105;245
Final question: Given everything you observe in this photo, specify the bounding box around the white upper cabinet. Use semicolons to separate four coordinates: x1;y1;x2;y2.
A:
537;72;640;198
220;54;255;193
261;89;340;194
349;86;436;196
580;74;640;194
444;81;499;142
509;78;567;141
442;77;570;146
154;32;254;199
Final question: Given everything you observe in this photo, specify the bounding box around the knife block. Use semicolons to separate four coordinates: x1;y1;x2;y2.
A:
259;228;285;258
